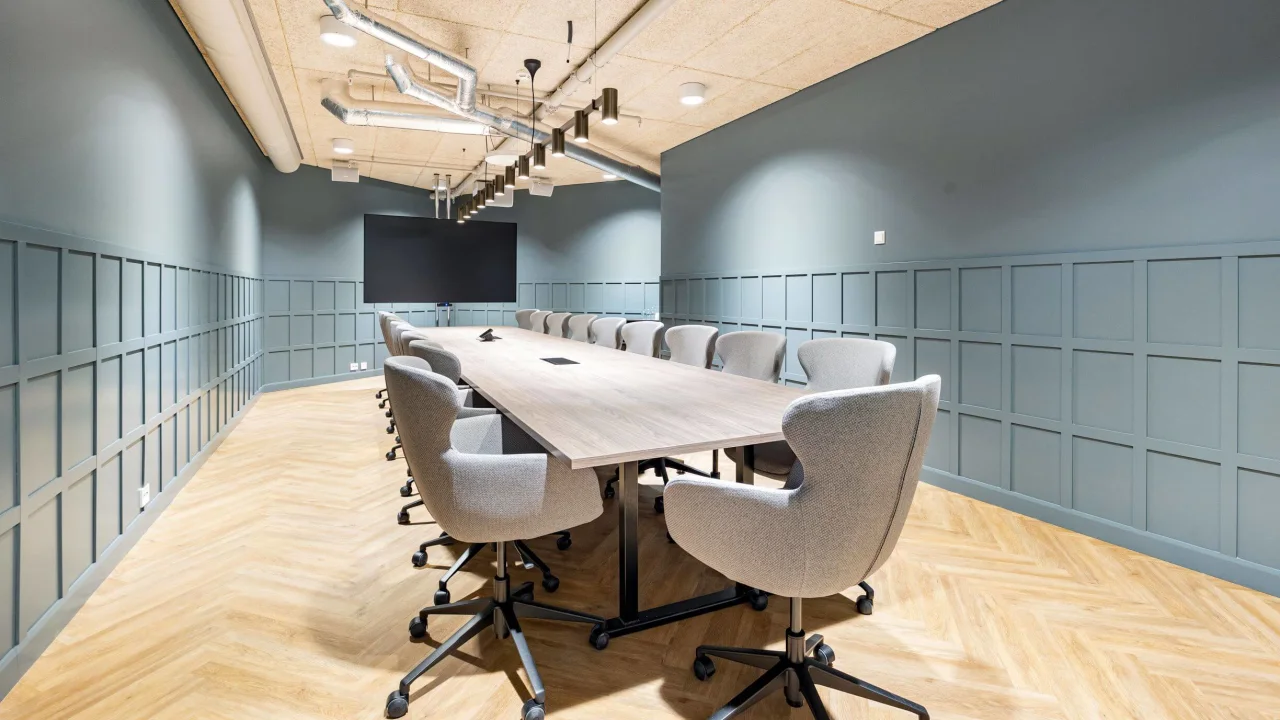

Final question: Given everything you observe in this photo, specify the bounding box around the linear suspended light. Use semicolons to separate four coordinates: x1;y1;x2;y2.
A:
533;143;547;169
551;129;566;157
573;110;589;143
517;155;530;179
601;88;619;125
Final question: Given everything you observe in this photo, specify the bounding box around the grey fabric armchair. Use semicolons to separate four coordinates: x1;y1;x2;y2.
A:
621;320;663;357
566;313;598;342
515;309;537;330
382;357;604;720
665;376;941;720
528;310;551;334
716;330;786;382
590;317;626;349
544;312;571;338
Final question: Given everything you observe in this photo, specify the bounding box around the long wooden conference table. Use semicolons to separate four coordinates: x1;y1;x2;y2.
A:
425;326;806;646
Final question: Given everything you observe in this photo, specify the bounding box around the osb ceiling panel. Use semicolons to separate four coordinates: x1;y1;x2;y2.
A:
224;0;1001;190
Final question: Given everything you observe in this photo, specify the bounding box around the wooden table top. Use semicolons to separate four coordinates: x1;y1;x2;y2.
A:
422;327;805;469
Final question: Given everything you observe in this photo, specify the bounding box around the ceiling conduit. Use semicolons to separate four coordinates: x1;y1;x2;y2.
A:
321;80;493;135
320;0;660;192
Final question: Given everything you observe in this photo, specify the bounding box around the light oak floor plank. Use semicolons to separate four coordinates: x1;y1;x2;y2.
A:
2;376;1278;720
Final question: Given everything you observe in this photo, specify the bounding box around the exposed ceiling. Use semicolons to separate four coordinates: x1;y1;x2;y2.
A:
216;0;1001;190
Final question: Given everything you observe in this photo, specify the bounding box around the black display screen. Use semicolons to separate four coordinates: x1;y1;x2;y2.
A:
362;214;517;303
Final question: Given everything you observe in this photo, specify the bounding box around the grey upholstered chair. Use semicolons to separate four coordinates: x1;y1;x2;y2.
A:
607;324;722;505
590;317;626;349
528;310;551;334
389;321;418;356
565;314;598;342
544;312;571;338
621;320;663;357
407;339;486;409
382;357;604;720
375;312;402;405
666;376;941;720
515;309;537;330
716;330;787;382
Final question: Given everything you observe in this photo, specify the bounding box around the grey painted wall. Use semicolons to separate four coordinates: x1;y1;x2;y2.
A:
662;0;1280;275
660;0;1280;596
0;0;269;693
261;178;661;389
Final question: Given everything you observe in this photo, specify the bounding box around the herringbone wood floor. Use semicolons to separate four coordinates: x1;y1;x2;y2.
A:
3;377;1279;720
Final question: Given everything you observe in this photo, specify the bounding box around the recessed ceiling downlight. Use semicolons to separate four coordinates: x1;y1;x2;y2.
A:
679;82;706;106
319;16;358;48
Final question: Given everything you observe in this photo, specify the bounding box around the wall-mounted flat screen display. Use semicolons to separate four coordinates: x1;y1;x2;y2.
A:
362;214;517;303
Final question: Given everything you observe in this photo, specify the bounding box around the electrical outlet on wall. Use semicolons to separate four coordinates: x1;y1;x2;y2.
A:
360;361;368;370
138;483;151;509
349;362;359;372
874;230;886;245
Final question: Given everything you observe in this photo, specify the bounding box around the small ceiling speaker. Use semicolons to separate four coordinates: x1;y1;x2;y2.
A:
331;162;359;182
529;179;554;197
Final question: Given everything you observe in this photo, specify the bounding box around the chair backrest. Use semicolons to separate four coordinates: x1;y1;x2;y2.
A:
621;321;663;357
544;312;572;338
783;375;941;597
528;310;552;333
716;331;786;382
389;321;416;356
408;339;464;384
566;314;598;342
798;338;896;392
589;317;626;349
515;309;537;330
665;325;719;368
378;312;400;352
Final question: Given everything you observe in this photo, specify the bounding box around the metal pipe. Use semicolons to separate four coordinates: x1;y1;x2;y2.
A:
321;79;492;135
387;58;659;191
322;0;476;112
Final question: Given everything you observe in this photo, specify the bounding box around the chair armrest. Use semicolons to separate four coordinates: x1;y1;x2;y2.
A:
436;452;602;542
457;406;497;419
664;477;797;562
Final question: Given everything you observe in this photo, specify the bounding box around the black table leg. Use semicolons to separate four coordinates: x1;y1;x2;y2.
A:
593;450;759;647
735;445;755;485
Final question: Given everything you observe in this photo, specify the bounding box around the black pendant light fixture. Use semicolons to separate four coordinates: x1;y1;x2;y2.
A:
505;165;516;188
551;128;566;157
601;87;619;125
532;143;546;169
517;155;530;179
494;174;506;197
573;109;589;143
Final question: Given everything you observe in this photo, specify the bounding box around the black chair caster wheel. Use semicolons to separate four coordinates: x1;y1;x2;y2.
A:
385;691;408;718
385;410;394;418
386;450;397;461
556;535;572;551
692;655;716;681
411;551;427;568
603;485;615;499
434;588;450;605
541;575;560;593
856;594;874;615
408;616;427;639
589;626;609;650
386;425;394;434
521;698;546;720
400;484;413;498
812;643;835;666
397;509;410;525
514;586;535;603
748;589;768;611
654;496;664;514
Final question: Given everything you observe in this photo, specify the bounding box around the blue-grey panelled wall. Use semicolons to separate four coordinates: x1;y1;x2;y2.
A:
660;239;1280;595
660;0;1280;596
261;182;663;389
260;278;661;389
0;0;270;696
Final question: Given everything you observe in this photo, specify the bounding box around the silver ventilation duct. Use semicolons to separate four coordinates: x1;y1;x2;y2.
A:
320;0;476;113
320;80;492;135
320;0;659;192
386;57;660;192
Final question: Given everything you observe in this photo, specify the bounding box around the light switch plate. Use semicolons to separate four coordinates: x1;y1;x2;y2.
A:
138;483;151;509
349;362;359;372
874;230;886;245
360;361;368;370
